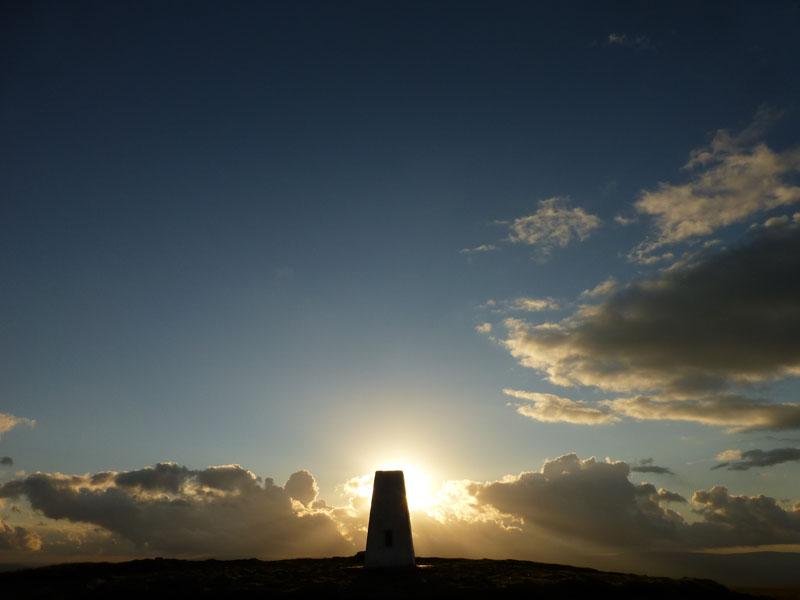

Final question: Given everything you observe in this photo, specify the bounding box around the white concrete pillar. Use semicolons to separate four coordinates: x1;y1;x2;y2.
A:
365;470;415;567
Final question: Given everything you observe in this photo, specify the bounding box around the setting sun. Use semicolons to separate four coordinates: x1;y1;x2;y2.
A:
347;463;434;512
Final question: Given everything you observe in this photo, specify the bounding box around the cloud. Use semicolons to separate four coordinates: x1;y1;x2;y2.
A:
0;414;35;439
631;458;673;475
0;457;13;466
507;198;601;257
712;447;800;471
691;486;800;547
466;454;800;552
632;107;800;259
502;224;800;429
0;520;41;552
614;214;637;226
459;244;498;254
474;454;684;551
284;470;319;506
504;389;619;425
475;322;492;334
4;455;800;561
607;395;800;432
581;277;617;298
607;33;651;49
509;297;558;312
716;450;743;462
0;463;352;559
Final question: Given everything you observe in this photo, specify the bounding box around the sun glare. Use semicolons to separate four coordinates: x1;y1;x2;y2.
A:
351;462;434;512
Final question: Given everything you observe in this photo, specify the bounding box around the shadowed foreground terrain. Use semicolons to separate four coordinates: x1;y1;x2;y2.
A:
0;555;766;599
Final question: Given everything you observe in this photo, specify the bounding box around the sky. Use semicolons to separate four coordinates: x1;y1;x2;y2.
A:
2;0;800;580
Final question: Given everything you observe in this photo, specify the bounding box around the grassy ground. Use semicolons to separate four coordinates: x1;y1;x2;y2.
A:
0;555;768;599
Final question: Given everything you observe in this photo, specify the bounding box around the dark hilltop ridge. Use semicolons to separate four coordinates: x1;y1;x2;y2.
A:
0;555;767;599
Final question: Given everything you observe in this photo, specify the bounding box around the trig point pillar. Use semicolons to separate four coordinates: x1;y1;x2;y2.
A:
365;470;415;567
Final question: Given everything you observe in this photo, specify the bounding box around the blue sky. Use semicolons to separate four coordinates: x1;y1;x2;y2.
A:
3;1;800;573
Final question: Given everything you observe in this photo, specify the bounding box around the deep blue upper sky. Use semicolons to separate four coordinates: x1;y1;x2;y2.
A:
2;1;800;502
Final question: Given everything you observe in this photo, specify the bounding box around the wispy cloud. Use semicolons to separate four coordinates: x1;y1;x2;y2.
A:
712;447;800;471
459;244;498;255
504;389;619;425
631;107;800;261
0;414;35;439
614;214;637;226
507;198;601;257
607;32;651;49
580;277;617;298
630;458;674;475
509;297;558;312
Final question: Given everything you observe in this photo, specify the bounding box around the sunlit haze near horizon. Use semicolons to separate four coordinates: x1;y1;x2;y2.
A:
3;1;800;582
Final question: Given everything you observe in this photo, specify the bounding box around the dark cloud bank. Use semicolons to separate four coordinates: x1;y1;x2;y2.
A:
3;455;800;564
505;225;800;430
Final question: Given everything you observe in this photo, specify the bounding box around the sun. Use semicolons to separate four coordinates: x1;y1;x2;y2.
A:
349;462;434;512
378;462;434;511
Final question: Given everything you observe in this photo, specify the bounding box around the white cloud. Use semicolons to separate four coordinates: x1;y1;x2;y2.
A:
509;297;558;312
581;277;617;297
507;198;601;256
0;414;35;439
475;322;492;334
504;389;619;425
632;107;800;260
614;214;637;226
460;244;498;254
716;450;743;462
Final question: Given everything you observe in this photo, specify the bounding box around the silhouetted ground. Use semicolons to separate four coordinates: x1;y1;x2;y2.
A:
0;555;768;599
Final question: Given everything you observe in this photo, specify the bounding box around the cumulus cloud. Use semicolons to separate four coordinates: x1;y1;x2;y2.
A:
284;470;319;506
474;454;685;551
502;225;800;430
0;414;35;439
0;457;13;466
4;455;800;562
0;519;41;551
632;107;800;259
507;198;600;257
465;454;800;552
712;447;800;471
691;486;800;547
504;389;619;425
509;297;558;312
0;463;351;559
